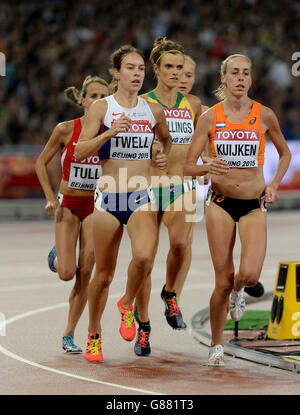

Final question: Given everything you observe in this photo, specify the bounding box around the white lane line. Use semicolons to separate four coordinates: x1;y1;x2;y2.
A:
0;301;164;395
0;276;275;394
0;345;163;395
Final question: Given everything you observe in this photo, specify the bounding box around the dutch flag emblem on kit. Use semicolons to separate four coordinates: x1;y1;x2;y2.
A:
216;122;226;129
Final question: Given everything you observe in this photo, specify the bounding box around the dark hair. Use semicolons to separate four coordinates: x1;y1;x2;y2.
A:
149;37;185;66
109;44;145;93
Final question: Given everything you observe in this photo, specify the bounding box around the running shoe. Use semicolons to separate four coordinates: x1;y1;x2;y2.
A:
160;285;186;330
245;281;264;298
229;288;246;321
134;326;151;357
85;333;103;362
117;296;136;341
208;344;224;367
48;245;57;273
62;334;82;354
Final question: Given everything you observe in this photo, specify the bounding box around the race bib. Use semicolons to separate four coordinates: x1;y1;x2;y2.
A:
164;108;194;145
214;129;260;168
68;163;102;190
109;120;154;160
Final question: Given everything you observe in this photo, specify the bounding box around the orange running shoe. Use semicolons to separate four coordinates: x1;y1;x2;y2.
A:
117;296;136;341
85;333;103;362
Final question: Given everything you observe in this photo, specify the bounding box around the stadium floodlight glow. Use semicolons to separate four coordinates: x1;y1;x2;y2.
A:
0;52;5;76
291;52;300;77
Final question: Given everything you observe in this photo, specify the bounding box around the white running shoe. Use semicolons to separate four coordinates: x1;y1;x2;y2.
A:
230;288;246;321
208;344;224;366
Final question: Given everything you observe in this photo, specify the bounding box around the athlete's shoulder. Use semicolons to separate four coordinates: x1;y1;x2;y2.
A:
55;119;74;136
260;104;274;117
143;98;165;119
201;105;210;114
89;97;109;114
141;90;158;102
195;106;215;132
185;93;201;106
200;106;215;120
140;92;149;100
260;104;278;127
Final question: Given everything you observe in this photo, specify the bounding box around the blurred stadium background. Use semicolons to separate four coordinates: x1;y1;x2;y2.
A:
0;0;299;219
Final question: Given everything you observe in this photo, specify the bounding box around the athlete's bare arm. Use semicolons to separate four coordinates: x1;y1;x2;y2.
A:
74;99;132;161
186;94;202;127
261;106;291;203
145;100;172;170
183;109;230;178
35;121;73;216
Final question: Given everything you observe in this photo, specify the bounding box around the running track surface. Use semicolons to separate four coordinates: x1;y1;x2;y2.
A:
0;211;299;396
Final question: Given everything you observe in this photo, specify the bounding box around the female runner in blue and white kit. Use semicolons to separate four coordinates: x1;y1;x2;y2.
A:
75;44;171;362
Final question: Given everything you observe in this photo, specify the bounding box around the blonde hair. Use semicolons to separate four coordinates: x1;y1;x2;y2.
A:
214;54;252;101
64;75;109;106
184;55;196;66
150;37;185;66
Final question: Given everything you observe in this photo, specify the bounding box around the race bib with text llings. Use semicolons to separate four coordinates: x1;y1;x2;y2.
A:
164;108;194;145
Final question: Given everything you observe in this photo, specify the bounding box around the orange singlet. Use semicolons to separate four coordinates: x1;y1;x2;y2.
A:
209;101;266;168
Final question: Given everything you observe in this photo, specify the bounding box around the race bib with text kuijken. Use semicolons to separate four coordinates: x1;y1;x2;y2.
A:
213;128;260;168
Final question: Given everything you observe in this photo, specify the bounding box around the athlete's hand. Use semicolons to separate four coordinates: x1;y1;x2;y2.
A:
201;154;212;164
110;113;131;136
155;148;168;170
265;186;278;204
207;159;230;175
55;205;63;222
45;198;60;217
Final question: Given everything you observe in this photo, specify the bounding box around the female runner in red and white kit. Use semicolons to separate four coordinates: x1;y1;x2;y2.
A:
75;45;171;362
184;54;291;366
35;76;109;353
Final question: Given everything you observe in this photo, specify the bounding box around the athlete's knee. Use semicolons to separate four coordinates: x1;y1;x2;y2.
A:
214;271;234;297
132;251;153;272
215;279;233;297
92;271;114;290
239;270;260;287
76;264;93;284
169;237;189;256
58;266;76;282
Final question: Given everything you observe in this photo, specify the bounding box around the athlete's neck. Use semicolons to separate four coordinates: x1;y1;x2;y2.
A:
113;89;138;109
152;84;178;108
223;95;252;113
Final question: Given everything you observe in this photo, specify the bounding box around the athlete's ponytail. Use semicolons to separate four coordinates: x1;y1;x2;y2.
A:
64;75;109;106
64;86;81;105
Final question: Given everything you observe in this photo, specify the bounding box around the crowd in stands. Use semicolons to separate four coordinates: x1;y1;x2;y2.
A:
1;0;299;146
